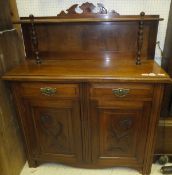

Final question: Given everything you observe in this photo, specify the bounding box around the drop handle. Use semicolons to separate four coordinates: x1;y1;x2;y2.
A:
40;87;57;96
112;88;130;97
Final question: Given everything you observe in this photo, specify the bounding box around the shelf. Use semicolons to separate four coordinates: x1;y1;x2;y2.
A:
13;15;163;24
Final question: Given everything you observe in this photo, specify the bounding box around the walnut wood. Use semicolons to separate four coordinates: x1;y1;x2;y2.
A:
80;83;92;163
90;89;152;170
17;3;161;64
57;2;119;18
19;83;79;98
13;16;163;24
6;80;168;174
142;85;164;174
90;83;153;100
2;60;171;83
2;3;171;175
12;83;83;165
29;14;41;64
136;12;145;65
20;19;161;62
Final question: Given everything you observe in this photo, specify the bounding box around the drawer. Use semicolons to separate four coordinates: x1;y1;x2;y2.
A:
90;83;153;99
19;83;79;98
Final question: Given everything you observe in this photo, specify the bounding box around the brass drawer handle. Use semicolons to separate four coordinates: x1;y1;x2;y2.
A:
40;87;57;96
112;88;130;97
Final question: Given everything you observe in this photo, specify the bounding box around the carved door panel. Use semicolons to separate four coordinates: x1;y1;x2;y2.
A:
91;99;151;167
22;98;82;163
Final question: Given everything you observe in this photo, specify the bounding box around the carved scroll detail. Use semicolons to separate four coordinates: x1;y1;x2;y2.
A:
80;2;96;14
40;114;67;151
136;12;145;65
29;14;41;64
57;2;119;17
107;118;133;153
59;4;79;16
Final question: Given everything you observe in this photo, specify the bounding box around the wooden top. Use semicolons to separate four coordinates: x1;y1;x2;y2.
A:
2;59;171;83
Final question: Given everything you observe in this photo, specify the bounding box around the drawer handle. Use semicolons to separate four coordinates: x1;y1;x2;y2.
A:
112;88;130;97
40;87;57;96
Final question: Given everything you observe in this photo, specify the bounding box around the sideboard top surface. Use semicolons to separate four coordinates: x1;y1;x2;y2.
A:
2;59;171;83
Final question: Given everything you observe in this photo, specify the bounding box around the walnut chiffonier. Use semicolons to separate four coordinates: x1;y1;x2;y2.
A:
2;3;171;175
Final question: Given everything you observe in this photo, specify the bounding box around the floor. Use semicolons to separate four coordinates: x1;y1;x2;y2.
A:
20;162;172;175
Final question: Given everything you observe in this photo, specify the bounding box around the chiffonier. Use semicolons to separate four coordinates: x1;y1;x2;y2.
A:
2;2;171;175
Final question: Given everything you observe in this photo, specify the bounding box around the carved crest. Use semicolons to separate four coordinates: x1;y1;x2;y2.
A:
80;2;96;13
57;2;119;17
59;4;78;16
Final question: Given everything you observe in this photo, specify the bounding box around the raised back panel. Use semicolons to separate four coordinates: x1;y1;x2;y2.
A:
19;2;160;61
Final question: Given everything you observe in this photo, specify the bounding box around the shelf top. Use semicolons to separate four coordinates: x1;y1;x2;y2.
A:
13;15;163;24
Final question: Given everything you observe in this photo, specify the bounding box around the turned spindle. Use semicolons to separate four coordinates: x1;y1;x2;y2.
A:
136;12;145;65
29;14;41;64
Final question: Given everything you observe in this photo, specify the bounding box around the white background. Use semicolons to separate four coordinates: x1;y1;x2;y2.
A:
16;0;172;64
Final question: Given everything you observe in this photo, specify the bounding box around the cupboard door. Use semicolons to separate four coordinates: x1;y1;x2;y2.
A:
90;99;151;167
20;98;82;164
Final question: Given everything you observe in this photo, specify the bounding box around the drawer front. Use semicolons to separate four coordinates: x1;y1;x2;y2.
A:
19;83;79;98
90;83;153;100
